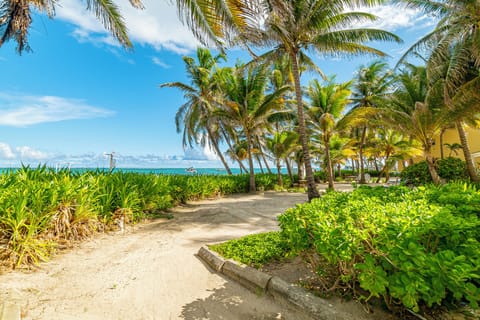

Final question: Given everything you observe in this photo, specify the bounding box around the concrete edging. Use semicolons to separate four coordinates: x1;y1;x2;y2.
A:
197;245;347;320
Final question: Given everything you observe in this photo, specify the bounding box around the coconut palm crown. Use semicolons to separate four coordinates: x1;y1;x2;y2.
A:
0;0;143;53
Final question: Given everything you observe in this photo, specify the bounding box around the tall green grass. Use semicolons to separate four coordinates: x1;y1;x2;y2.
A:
0;166;286;268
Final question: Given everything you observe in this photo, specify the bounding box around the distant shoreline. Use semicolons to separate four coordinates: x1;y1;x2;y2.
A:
0;167;291;175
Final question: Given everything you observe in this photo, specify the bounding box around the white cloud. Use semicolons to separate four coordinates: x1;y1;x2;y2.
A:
0;142;50;161
348;4;436;31
16;146;50;160
0;92;114;126
152;57;170;68
55;0;200;53
0;143;16;159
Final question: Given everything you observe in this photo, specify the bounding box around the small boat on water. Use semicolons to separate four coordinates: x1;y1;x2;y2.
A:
186;167;197;173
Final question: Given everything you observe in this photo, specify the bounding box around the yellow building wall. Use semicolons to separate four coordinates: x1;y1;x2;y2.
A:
432;127;480;166
398;127;480;170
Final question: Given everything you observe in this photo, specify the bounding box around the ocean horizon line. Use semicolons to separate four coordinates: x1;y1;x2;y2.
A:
0;167;292;175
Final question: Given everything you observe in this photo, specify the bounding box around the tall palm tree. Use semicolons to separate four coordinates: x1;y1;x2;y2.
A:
160;47;233;175
216;63;290;191
307;77;352;190
349;60;396;183
0;0;143;53
243;0;402;200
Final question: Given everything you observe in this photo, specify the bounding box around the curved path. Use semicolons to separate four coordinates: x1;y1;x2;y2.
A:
0;192;309;320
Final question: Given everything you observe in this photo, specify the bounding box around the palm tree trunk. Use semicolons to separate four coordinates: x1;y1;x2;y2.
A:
276;158;283;187
222;129;247;173
425;147;442;185
456;121;479;182
207;128;232;175
237;159;247;172
297;159;305;181
256;155;264;173
290;51;319;200
324;138;334;190
285;157;293;184
261;151;273;174
246;133;256;192
439;128;445;160
376;154;390;183
358;126;367;184
373;157;379;172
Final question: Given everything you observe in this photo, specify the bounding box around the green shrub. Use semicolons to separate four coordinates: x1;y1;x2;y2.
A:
278;185;480;312
209;231;290;267
400;157;468;186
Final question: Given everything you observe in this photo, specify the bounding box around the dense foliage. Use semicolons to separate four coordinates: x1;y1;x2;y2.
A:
400;157;468;186
0;167;286;268
278;184;480;312
209;231;289;268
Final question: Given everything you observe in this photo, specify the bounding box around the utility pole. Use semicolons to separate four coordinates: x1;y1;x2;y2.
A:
105;152;116;173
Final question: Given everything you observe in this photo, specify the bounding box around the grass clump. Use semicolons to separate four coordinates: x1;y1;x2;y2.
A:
209;231;290;268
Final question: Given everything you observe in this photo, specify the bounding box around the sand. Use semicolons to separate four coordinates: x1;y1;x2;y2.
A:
0;191;313;320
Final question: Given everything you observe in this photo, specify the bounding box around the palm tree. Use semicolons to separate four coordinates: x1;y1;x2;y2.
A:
384;65;446;184
216;63;290;191
348;60;396;184
396;0;480;69
372;128;421;182
0;0;143;53
238;0;402;200
444;143;463;157
396;0;480;181
265;131;299;187
160;47;233;175
427;42;480;182
328;135;356;179
226;139;249;173
307;77;351;190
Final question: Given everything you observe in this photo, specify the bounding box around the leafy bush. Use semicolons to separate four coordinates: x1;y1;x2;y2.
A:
400;157;468;186
278;185;480;312
209;231;290;267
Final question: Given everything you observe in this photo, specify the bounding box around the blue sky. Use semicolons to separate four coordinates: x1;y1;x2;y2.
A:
0;1;435;168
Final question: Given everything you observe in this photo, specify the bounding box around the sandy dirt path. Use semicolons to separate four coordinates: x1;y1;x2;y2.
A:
0;191;310;320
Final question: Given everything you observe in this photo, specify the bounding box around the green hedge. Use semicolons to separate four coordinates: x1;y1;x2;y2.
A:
278;184;480;312
400;157;469;186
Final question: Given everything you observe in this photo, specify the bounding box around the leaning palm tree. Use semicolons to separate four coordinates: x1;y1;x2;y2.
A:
427;42;480;182
216;63;290;192
307;77;352;190
0;0;143;53
383;65;447;184
160;47;233;174
396;0;480;69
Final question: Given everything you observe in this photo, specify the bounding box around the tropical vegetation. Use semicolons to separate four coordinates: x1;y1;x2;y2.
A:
212;184;480;317
0;166;290;269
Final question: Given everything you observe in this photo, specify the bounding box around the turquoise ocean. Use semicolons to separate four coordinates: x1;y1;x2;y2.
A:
0;167;289;175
